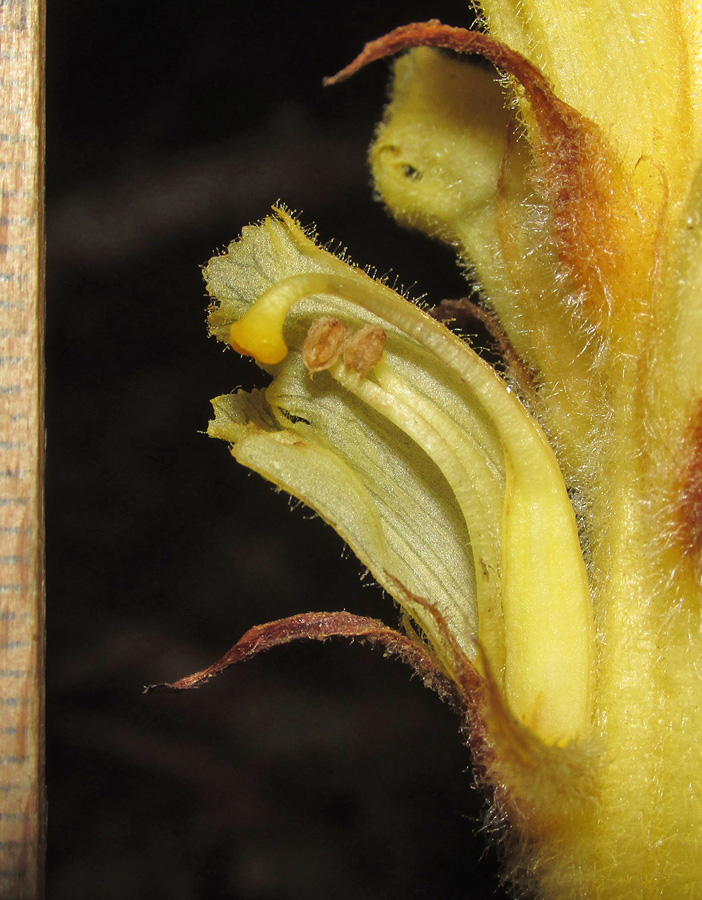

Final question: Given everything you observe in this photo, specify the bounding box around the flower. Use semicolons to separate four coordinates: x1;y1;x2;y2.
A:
165;3;702;898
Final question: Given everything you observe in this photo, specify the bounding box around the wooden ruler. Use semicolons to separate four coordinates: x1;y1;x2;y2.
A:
0;0;44;897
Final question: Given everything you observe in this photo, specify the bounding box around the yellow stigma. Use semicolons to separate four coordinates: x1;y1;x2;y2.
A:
229;272;360;365
228;284;292;365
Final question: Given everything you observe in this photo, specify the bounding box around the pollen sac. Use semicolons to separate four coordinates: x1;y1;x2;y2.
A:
302;317;350;372
343;325;387;378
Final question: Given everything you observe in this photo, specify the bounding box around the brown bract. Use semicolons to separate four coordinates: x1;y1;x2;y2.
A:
144;610;459;703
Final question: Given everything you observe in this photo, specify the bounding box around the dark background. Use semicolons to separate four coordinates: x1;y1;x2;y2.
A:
47;2;509;898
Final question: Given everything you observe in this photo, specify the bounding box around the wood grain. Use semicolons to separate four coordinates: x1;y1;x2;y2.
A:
0;0;44;897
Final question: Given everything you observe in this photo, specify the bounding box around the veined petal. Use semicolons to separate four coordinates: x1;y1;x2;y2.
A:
208;384;482;675
205;208;593;744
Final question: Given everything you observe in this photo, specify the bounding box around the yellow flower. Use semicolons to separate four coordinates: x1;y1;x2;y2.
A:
166;3;702;898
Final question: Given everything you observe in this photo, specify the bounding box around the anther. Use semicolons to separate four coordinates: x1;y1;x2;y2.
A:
343;325;387;378
302;318;350;372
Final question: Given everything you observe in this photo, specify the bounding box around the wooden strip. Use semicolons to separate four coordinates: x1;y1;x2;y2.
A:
0;0;45;897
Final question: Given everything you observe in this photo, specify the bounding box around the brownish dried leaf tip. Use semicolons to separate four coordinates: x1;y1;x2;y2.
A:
144;611;458;702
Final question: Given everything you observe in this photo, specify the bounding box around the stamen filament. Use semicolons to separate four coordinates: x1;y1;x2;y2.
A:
330;356;505;674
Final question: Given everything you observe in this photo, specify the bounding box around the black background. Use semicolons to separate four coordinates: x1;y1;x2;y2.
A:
47;2;510;898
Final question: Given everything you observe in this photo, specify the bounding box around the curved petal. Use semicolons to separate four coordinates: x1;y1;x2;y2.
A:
205;209;593;744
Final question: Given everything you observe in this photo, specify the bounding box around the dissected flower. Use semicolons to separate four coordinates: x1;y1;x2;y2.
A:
153;3;702;898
